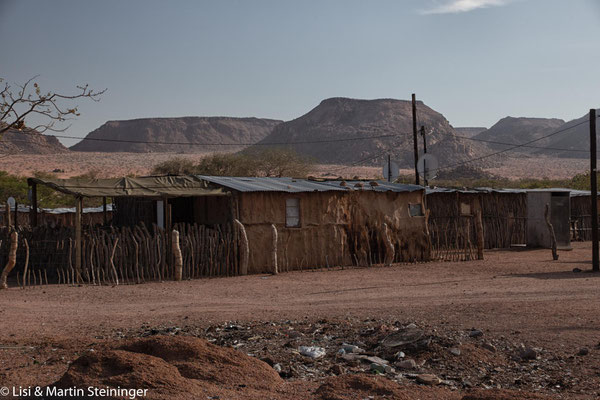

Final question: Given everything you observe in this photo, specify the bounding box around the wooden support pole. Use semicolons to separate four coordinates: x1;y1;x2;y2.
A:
103;197;108;226
234;219;249;275
30;183;38;227
5;201;11;228
412;93;420;186
13;201;18;229
22;238;29;289
0;230;18;289
75;196;83;283
271;224;278;275
591;108;599;272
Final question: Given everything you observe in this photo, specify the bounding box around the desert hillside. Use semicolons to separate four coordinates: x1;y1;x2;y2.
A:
473;116;565;151
0;126;68;154
249;97;486;168
453;127;487;138
538;109;600;158
70;117;282;153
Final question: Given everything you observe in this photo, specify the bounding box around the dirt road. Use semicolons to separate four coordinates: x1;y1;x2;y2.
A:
2;243;598;346
0;243;599;399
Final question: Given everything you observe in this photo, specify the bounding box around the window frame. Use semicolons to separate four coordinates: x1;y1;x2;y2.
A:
285;197;301;228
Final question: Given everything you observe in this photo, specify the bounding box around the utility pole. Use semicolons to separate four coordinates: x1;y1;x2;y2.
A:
412;93;420;186
591;108;599;272
387;154;392;182
420;125;428;186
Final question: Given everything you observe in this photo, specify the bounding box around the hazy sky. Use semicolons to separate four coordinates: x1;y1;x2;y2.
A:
1;0;599;146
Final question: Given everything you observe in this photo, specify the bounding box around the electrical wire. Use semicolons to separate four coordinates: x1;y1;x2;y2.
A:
437;118;591;171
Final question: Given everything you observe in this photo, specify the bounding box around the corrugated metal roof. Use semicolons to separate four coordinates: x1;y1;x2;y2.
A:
198;176;423;193
426;187;576;195
0;204;114;214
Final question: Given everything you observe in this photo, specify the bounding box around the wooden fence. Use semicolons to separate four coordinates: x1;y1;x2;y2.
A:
0;223;238;287
429;215;478;262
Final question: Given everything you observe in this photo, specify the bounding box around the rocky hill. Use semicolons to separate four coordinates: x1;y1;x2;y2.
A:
0;126;68;154
453;127;487;138
249;97;486;168
473;117;565;151
70;117;282;153
538;110;600;158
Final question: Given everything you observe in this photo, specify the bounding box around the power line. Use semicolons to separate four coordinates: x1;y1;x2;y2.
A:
452;133;591;153
13;129;401;147
437;118;590;171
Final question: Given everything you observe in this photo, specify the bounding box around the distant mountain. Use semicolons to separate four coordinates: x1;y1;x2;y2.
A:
473;117;565;151
537;110;600;158
248;97;486;168
0;125;68;154
454;127;487;138
70;117;282;153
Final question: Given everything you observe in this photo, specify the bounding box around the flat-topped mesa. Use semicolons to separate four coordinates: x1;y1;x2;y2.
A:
70;116;282;153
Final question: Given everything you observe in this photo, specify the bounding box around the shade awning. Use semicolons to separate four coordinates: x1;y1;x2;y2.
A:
27;176;226;198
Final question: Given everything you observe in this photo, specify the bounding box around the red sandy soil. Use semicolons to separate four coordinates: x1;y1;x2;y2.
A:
0;243;599;399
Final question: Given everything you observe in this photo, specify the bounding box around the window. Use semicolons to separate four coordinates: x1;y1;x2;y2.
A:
460;203;471;216
286;198;300;227
408;203;424;217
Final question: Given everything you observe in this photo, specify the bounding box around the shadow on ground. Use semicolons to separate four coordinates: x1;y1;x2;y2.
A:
502;270;600;280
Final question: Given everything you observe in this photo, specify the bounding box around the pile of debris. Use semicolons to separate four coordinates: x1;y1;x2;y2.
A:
107;317;599;398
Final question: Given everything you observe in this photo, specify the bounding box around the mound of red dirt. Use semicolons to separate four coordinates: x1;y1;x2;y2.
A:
315;374;461;400
462;389;556;400
53;335;283;399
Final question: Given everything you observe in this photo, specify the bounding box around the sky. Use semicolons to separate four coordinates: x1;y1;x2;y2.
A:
1;0;599;147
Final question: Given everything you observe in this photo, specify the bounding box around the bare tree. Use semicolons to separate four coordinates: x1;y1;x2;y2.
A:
0;76;106;136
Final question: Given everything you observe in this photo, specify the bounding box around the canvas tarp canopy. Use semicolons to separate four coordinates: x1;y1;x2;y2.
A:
27;176;226;198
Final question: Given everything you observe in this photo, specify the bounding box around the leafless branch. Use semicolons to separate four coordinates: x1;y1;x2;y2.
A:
0;76;106;137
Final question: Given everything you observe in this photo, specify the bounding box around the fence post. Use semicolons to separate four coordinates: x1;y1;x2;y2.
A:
475;209;484;260
271;224;278;275
0;230;18;289
5;201;11;228
172;229;183;281
234;219;249;275
75;196;82;283
544;204;559;260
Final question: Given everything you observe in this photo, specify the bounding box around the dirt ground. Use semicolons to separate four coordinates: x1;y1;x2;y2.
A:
1;152;587;180
0;242;599;399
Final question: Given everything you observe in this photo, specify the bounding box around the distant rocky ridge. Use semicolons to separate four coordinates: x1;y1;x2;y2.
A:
453;127;487;138
249;97;487;168
537;109;600;158
70;117;282;153
473;117;565;152
0;125;68;154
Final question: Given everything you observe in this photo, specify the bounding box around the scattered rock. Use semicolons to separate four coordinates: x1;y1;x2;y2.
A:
469;329;484;338
395;359;417;370
519;347;538;360
450;347;461;356
365;356;389;365
482;342;496;353
341;344;363;354
416;373;441;385
381;326;424;348
577;347;589;356
329;364;345;375
395;351;406;359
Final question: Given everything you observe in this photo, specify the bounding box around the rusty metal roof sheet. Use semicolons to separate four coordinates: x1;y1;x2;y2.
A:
198;176;423;193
